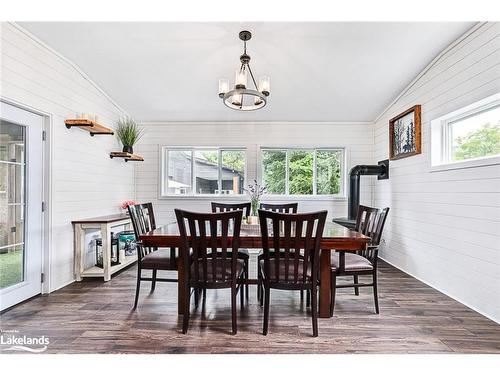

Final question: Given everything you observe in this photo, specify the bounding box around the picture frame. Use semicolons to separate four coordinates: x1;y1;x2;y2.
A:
389;105;421;160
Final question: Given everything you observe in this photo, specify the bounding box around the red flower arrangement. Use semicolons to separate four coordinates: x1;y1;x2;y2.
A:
120;200;137;210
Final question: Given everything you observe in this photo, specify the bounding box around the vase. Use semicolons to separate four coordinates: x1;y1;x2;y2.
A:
247;215;259;225
122;145;133;154
251;200;259;217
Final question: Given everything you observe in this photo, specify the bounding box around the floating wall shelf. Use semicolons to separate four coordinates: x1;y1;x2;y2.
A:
109;152;144;162
65;119;114;136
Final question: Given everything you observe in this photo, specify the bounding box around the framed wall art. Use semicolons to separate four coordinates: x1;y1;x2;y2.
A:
389;105;421;160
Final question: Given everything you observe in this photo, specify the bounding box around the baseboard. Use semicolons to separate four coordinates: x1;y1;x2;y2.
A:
379;256;500;325
48;278;75;294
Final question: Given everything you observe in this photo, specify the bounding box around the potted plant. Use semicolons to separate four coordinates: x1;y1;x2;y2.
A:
244;179;267;225
116;117;144;154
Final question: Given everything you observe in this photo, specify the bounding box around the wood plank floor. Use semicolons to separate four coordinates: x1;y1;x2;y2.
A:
1;259;499;354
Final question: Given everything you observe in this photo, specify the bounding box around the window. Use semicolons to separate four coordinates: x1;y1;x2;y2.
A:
431;93;500;169
162;148;246;196
261;148;344;196
261;150;286;194
449;106;500;162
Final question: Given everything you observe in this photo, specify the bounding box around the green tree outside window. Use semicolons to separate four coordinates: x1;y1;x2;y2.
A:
453;122;500;161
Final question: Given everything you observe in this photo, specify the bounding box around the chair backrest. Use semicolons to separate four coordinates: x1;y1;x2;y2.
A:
355;206;390;264
211;202;251;217
355;205;378;234
355;205;390;246
259;202;298;213
128;203;157;236
258;209;327;286
128;203;157;258
175;209;243;285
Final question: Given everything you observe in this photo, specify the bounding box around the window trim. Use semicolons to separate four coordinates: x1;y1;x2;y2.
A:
431;93;500;172
160;146;248;198
260;147;346;197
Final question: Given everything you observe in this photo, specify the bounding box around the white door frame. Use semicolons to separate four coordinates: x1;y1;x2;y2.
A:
1;98;51;304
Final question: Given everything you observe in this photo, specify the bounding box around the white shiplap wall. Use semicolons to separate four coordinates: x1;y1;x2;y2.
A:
1;23;135;292
134;122;375;224
373;22;500;323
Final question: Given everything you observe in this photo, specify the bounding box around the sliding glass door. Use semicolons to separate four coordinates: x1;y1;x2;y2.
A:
0;102;44;311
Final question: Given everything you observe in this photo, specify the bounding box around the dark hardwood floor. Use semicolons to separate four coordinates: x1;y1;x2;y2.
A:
1;259;499;354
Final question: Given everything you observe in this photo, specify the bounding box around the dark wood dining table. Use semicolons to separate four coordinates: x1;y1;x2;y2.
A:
139;221;371;318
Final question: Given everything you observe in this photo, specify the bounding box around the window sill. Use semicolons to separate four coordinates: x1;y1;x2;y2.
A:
430;155;500;172
158;194;347;202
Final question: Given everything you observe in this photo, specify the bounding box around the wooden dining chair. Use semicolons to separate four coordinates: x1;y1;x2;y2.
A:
211;202;251;300
259;209;327;337
257;202;299;304
175;209;245;334
330;205;390;316
128;203;178;309
260;202;298;213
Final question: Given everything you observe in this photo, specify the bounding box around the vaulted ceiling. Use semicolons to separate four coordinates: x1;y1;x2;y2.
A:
20;22;475;122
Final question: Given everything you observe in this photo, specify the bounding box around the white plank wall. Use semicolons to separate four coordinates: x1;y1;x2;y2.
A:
1;23;135;291
134;122;375;225
373;22;500;323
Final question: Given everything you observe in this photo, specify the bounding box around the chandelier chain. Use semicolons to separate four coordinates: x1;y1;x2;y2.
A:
247;64;259;91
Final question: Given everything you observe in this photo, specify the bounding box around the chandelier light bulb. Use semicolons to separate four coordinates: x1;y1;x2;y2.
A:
235;69;247;89
259;76;270;96
232;94;242;106
218;78;229;98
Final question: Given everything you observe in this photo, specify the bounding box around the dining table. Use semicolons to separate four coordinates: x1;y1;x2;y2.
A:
139;221;371;318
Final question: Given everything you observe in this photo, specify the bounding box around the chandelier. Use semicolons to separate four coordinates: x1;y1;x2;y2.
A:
218;31;270;111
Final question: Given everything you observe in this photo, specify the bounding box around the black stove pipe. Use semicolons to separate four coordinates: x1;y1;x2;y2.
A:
348;161;389;220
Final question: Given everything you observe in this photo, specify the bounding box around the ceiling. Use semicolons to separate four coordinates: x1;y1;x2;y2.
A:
20;22;475;122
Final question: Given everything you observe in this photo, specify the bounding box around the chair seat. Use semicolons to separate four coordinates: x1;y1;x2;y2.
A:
141;248;176;270
257;249;303;259
331;252;373;271
209;249;249;260
259;259;312;281
190;259;245;282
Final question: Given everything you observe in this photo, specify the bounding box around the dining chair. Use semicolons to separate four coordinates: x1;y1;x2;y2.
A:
128;203;178;309
257;202;299;304
259;209;327;337
175;209;245;334
330;205;390;316
211;202;251;300
259;202;298;213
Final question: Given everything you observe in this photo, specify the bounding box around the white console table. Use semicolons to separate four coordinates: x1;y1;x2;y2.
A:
72;214;136;281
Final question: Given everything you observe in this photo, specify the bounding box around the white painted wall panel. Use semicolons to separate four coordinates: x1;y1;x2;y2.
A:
1;23;135;291
134;122;375;225
373;22;500;323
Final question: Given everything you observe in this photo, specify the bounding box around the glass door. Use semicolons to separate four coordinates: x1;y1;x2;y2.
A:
0;102;44;311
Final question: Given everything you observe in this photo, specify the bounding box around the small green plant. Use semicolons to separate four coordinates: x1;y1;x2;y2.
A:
116;117;144;152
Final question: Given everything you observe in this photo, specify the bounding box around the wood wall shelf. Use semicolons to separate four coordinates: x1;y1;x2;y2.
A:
65;119;114;136
110;152;144;162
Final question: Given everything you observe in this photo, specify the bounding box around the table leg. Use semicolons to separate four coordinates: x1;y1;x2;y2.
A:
101;224;111;282
177;247;186;315
74;224;85;281
319;249;331;318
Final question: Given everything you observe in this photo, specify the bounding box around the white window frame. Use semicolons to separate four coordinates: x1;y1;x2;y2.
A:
160;146;248;198
259;147;346;198
431;92;500;172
